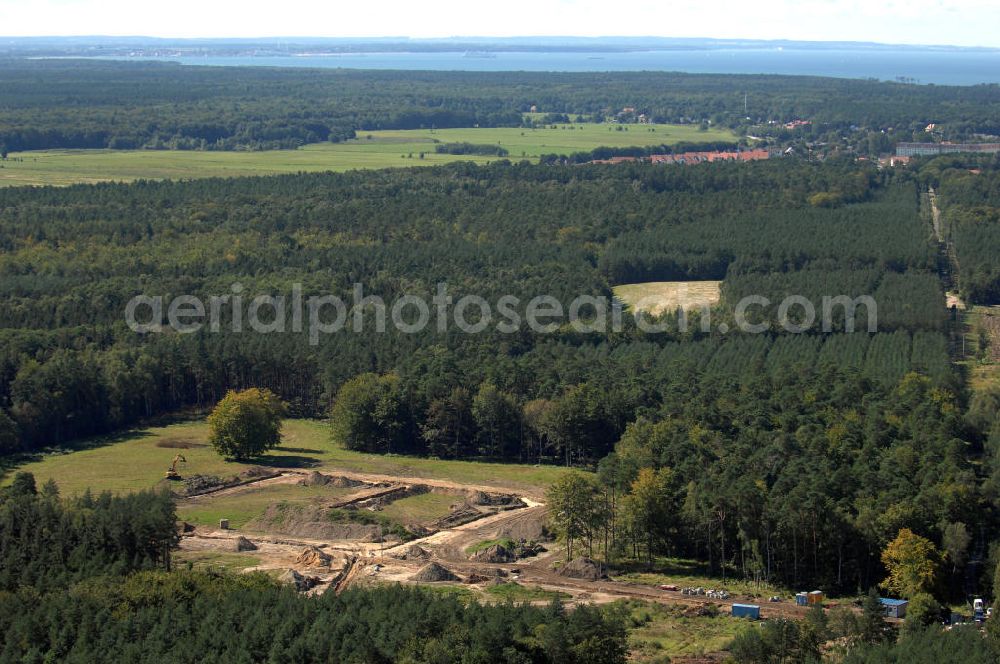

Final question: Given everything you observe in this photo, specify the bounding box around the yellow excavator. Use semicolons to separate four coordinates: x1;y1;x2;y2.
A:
165;454;187;480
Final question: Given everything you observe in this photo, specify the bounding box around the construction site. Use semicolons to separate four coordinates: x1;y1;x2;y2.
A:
172;464;833;626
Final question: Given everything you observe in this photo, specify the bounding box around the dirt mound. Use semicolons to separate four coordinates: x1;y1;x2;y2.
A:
466;491;524;508
389;544;431;561
327;475;366;488
497;513;549;543
557;557;606;581
299;472;366;488
239;467;274;480
411;562;460;583
182;468;279;497
279;568;320;592
466;568;508;584
232;536;258;552
465;490;492;505
182;475;229;495
296;546;333;567
470;543;516;563
299;471;331;486
476;567;508;578
248;504;384;542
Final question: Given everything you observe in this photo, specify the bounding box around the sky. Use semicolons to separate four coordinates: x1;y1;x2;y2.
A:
1;0;999;48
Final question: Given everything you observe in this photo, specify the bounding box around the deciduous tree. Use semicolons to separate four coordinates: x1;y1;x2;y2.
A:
208;388;284;460
881;528;941;598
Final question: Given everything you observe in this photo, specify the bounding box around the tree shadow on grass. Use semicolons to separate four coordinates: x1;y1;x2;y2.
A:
0;429;155;483
613;557;711;577
273;446;323;455
249;453;320;469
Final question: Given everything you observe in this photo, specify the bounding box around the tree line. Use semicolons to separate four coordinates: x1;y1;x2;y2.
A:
3;59;1000;152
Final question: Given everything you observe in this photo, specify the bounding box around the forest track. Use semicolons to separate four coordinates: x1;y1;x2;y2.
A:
929;187;963;301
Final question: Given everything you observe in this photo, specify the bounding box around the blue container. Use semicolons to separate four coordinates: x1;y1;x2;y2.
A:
732;603;761;619
795;592;808;606
879;598;908;619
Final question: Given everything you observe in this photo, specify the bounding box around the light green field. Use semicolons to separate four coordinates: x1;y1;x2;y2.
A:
484;583;570;602
366;122;733;159
379;492;460;526
0;122;736;187
176;482;360;529
4;419;574;497
172;550;262;572
613;281;723;316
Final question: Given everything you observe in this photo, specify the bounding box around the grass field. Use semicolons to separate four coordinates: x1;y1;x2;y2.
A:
3;418;574;497
176;483;360;528
624;600;741;661
0;122;736;187
379;492;461;526
484;583;570;602
613;281;723;316
172;550;262;572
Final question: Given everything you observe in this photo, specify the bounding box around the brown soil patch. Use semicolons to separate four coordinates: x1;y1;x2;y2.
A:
247;504;384;542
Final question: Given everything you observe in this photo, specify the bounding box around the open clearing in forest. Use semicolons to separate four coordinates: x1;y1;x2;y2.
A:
613;281;723;316
965;304;1000;394
0;122;736;187
2;418;573;497
626;601;745;662
2;413;830;662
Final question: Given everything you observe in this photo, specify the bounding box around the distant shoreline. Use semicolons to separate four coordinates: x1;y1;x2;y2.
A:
36;47;1000;85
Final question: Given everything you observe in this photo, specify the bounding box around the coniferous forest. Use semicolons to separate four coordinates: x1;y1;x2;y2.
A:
0;154;995;597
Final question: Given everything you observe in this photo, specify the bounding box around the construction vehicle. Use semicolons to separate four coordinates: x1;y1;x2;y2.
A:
165;454;186;480
974;598;985;623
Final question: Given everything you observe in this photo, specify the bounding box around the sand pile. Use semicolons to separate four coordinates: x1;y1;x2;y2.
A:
411;562;460;582
389;544;431;561
296;546;333;567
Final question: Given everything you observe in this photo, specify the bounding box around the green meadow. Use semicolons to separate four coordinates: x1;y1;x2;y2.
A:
0;122;736;187
3;419;574;498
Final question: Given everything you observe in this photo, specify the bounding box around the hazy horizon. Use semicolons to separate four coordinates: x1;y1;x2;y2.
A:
2;34;998;53
2;0;999;49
